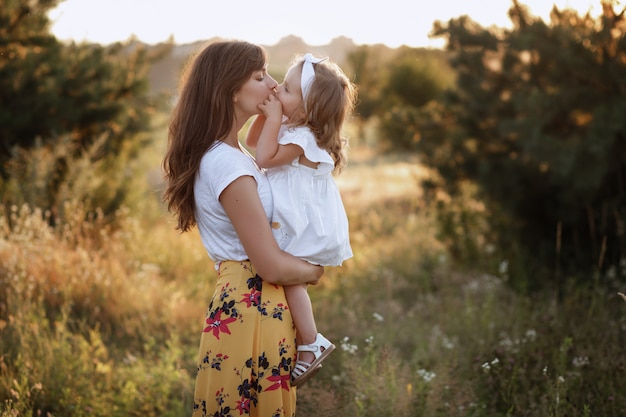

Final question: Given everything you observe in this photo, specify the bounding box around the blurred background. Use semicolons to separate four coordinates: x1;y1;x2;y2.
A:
1;0;625;416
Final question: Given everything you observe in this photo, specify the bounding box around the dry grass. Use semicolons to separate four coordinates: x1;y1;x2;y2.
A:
1;143;625;416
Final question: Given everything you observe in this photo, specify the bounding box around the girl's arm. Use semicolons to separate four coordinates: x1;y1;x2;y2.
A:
253;95;303;169
255;134;302;169
245;114;265;149
220;175;324;285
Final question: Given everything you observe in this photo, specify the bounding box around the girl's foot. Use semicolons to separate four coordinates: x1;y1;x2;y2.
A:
291;333;335;387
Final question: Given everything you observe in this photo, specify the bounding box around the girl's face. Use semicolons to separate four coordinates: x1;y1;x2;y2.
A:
235;66;277;118
275;65;304;120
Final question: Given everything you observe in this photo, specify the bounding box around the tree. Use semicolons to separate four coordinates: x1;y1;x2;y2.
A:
377;47;455;151
0;0;167;219
427;0;626;290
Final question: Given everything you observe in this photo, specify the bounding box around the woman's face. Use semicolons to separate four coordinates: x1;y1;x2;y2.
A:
235;66;278;118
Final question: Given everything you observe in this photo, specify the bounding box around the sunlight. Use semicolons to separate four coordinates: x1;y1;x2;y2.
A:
48;0;600;47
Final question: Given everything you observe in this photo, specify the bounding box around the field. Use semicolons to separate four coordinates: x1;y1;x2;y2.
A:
1;133;625;416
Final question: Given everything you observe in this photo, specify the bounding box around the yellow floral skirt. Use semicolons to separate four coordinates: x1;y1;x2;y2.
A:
192;261;297;417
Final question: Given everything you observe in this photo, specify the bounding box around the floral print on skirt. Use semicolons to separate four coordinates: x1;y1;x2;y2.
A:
192;261;297;417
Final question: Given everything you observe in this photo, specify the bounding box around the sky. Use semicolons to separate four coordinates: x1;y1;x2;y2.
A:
48;0;602;48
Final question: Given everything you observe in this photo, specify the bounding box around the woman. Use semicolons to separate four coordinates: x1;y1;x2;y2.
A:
162;40;323;417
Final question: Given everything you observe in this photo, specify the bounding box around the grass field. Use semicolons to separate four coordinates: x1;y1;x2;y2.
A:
1;138;625;416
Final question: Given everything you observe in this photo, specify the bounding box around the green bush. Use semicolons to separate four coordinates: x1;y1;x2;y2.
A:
422;2;626;290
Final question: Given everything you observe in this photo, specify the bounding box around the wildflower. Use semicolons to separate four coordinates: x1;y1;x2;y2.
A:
482;357;499;372
442;337;455;349
417;369;436;382
372;312;384;322
498;260;508;274
572;356;590;367
499;332;513;348
340;337;358;354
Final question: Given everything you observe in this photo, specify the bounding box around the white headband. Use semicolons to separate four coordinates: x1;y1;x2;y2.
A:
300;53;327;110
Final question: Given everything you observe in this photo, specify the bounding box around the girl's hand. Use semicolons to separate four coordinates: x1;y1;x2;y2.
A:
259;94;283;123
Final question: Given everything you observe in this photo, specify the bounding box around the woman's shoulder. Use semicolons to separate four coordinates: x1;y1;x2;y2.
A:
203;142;249;161
201;142;257;174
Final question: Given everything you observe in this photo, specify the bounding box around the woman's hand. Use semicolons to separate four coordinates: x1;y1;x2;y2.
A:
307;265;324;285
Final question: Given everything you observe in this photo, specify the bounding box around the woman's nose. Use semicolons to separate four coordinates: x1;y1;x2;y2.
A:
267;75;278;90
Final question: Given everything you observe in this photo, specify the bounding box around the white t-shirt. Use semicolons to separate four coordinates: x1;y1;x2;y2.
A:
194;141;273;264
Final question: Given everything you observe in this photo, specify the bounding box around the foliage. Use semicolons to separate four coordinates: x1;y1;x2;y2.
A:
384;51;454;151
0;0;170;220
346;45;390;120
346;46;455;150
1;2;624;415
423;1;626;290
384;48;454;109
1;152;625;416
0;202;198;416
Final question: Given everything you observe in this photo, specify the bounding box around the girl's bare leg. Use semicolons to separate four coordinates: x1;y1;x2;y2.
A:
285;283;317;364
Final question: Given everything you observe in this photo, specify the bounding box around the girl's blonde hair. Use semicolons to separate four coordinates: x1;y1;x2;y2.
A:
288;56;357;173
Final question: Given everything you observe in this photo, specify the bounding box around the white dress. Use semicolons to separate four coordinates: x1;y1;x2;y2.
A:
266;124;353;266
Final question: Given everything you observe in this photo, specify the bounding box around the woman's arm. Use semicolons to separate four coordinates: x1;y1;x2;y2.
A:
220;175;323;285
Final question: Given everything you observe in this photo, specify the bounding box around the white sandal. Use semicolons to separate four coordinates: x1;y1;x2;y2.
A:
291;333;335;387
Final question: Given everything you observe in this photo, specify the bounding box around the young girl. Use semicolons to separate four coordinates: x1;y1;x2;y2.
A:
246;53;357;387
163;41;323;416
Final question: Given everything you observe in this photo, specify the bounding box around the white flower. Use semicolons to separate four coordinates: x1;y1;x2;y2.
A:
442;337;455;349
498;260;509;274
417;369;436;383
340;336;358;354
572;356;590;367
482;357;499;372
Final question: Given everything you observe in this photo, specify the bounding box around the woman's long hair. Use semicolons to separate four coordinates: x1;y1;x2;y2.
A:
162;41;267;232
